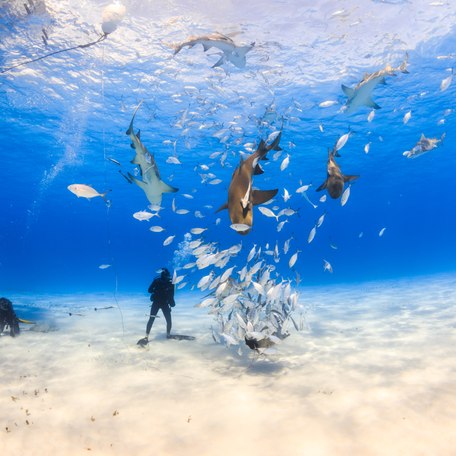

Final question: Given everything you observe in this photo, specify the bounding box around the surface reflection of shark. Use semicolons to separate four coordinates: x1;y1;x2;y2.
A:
126;102;178;205
403;133;445;159
317;147;359;199
173;33;255;69
341;53;409;113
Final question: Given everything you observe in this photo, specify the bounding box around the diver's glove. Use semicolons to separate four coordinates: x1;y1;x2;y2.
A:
137;336;149;347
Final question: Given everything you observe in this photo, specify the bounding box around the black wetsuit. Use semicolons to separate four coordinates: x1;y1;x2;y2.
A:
146;275;175;336
0;297;20;337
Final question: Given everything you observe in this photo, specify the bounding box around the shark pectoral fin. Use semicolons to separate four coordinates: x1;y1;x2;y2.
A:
253;164;264;175
344;175;360;183
212;55;226;68
215;202;229;213
160;181;178;193
251;189;278;206
316;180;327;192
341;84;354;97
366;98;381;109
128;173;146;189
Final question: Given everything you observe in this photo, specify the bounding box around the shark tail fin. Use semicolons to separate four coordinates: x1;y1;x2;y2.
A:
398;52;409;74
126;101;144;136
267;131;282;152
251;189;278;206
440;132;446;144
160;181;178;194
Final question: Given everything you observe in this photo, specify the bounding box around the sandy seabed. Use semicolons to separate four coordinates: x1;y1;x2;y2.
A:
1;273;456;456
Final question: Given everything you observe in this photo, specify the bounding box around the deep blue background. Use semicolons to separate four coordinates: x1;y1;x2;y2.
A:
1;31;455;294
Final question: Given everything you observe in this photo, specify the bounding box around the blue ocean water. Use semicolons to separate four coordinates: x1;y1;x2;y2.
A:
1;1;455;295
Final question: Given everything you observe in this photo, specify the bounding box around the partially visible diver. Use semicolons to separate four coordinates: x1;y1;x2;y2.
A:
0;297;20;337
137;268;175;347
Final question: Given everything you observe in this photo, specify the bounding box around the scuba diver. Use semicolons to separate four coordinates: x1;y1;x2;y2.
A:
137;268;175;347
0;297;20;337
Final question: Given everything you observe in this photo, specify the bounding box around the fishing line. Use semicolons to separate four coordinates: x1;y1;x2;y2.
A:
99;39;125;339
0;34;108;74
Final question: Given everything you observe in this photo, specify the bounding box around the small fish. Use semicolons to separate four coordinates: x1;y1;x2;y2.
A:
367;110;375;122
319;195;327;203
277;220;288;232
98;264;111;270
230;223;251;233
280;155;290;171
319;100;338;108
247;245;256;262
190;228;207;235
323;259;333;273
68;184;110;204
289;251;299;268
403;111;412;124
176;209;190;215
209;178;222;185
316;213;326;228
341;186;351;206
166;156;182;165
106;157;121;166
364;142;371;154
282;188;292;202
296;184;312;194
163;235;175;246
335;130;351;152
440;69;453;92
258;206;279;221
307;226;317;244
379;227;386;237
150;226;165;232
133;211;154;221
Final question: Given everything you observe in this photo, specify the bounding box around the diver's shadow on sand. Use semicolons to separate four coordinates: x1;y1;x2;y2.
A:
245;358;288;376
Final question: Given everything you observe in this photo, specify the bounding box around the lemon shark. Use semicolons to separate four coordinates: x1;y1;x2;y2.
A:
216;131;282;235
174;32;254;69
317;147;359;199
342;54;409;113
126;102;178;205
403;133;445;159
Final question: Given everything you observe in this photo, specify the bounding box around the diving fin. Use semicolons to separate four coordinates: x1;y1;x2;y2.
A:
137;337;149;347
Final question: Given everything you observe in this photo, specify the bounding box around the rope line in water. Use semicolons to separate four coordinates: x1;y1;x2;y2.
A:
0;34;108;74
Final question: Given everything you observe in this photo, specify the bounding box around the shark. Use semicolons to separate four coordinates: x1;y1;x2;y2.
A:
216;131;282;235
403;133;445;159
316;146;359;199
126;102;178;205
341;53;409;113
173;32;255;69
